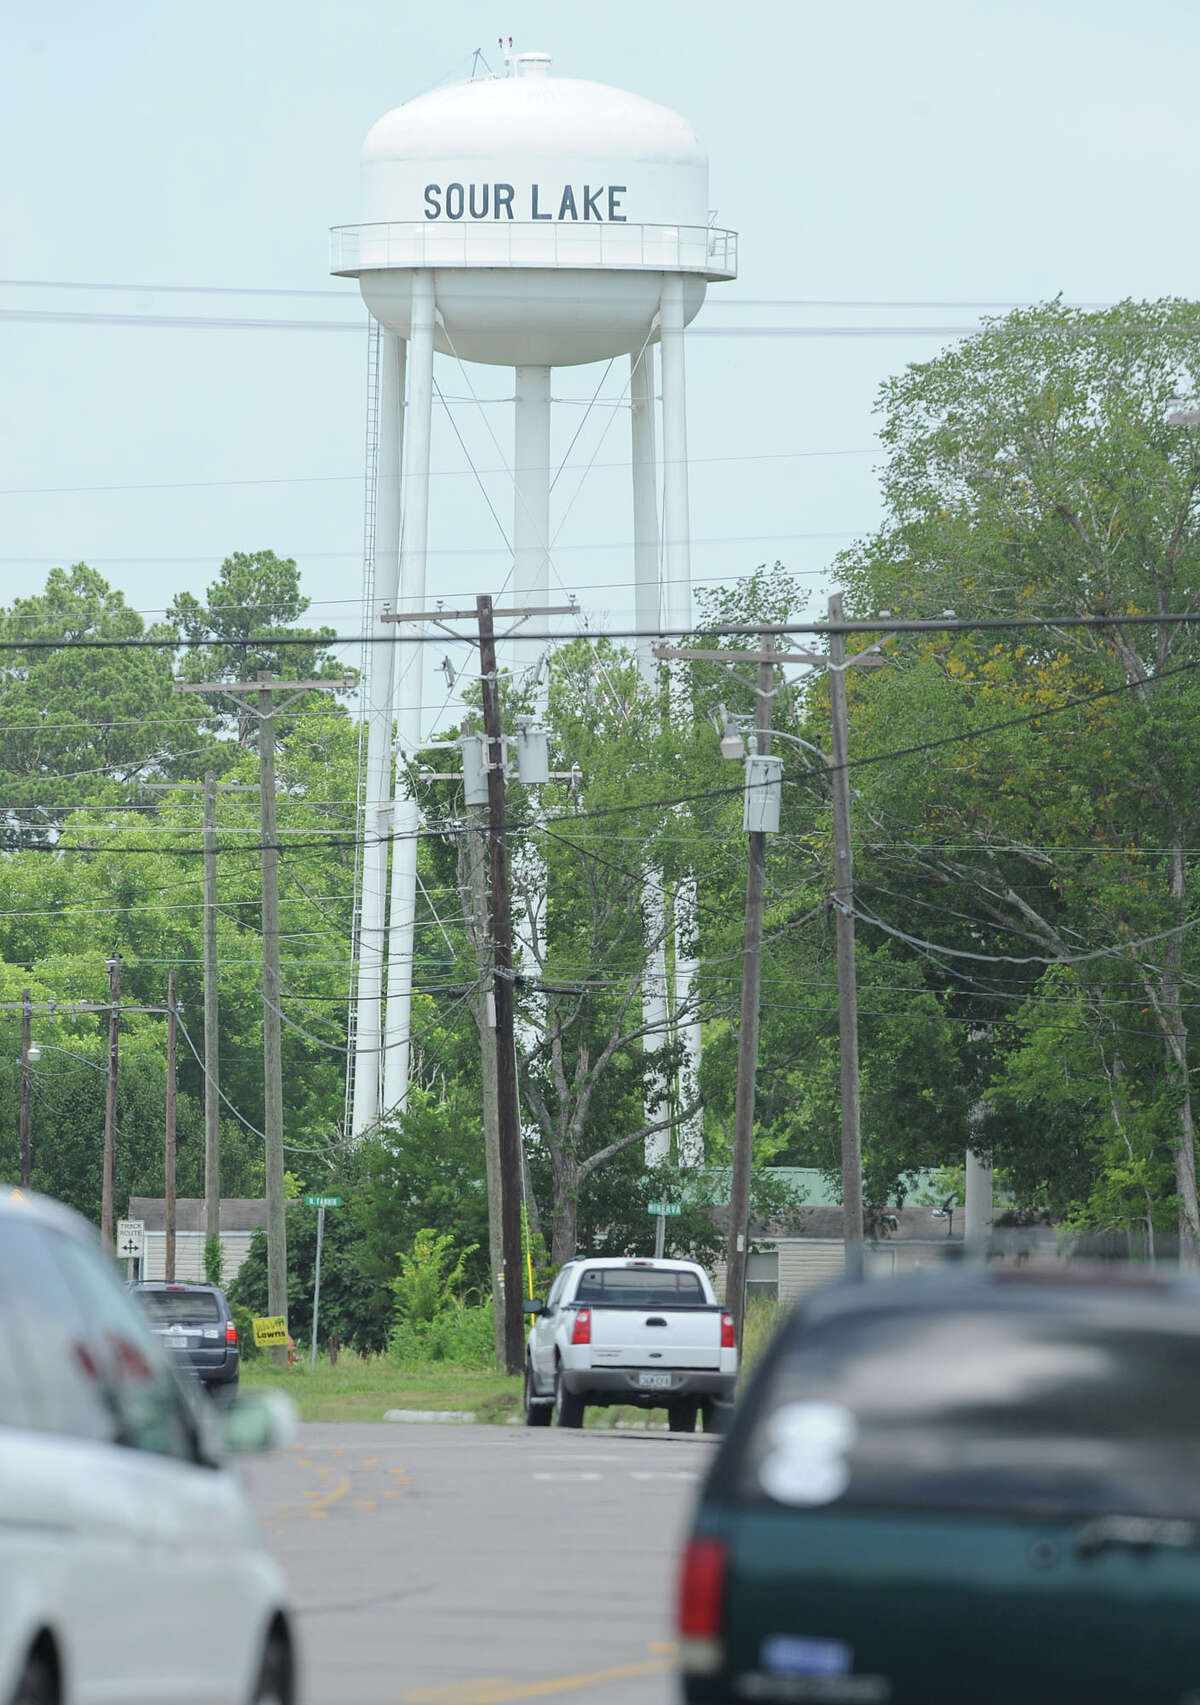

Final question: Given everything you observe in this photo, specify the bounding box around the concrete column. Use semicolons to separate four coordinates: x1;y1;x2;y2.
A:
383;271;436;1119
631;342;670;1161
630;344;659;684
965;1145;994;1251
351;330;405;1138
659;275;703;1164
659;276;691;643
513;364;551;683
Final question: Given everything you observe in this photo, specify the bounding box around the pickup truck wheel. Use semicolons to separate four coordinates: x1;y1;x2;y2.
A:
524;1362;551;1427
699;1397;725;1434
668;1398;699;1433
554;1365;585;1428
8;1656;54;1705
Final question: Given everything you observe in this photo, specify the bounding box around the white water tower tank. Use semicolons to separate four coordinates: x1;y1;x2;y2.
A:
336;53;734;1147
330;51;736;363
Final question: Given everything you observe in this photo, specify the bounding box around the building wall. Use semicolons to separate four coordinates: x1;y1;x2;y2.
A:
140;1230;257;1286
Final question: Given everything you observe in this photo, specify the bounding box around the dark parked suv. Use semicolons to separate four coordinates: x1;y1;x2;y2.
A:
679;1262;1200;1705
132;1281;240;1397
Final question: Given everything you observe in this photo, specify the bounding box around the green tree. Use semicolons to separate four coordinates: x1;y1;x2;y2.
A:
169;551;349;746
0;564;202;848
838;296;1200;1254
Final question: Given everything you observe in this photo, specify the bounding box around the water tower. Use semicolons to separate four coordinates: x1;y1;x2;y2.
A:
332;50;737;1138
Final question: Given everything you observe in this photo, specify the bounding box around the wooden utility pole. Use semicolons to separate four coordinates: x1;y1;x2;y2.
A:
203;772;221;1258
725;638;775;1347
18;988;32;1189
145;773;258;1262
459;778;505;1370
165;969;177;1282
827;594;864;1250
101;955;121;1249
383;601;571;1372
477;596;525;1375
656;612;885;1301
175;673;353;1360
256;679;288;1363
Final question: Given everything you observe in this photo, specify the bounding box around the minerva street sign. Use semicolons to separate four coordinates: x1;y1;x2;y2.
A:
647;1201;682;1216
304;1195;341;1208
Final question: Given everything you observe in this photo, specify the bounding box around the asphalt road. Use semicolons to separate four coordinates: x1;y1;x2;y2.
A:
241;1420;716;1705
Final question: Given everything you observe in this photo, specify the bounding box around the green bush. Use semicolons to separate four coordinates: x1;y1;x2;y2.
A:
230;1299;261;1362
740;1294;784;1376
387;1229;494;1367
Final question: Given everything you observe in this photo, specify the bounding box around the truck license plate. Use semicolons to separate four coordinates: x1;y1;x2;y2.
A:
637;1372;673;1390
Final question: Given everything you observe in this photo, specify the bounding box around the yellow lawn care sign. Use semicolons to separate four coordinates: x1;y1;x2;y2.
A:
252;1316;289;1347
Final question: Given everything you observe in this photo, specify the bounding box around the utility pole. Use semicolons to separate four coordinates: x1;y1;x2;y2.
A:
203;772;220;1260
725;636;776;1347
827;594;864;1250
18;988;32;1189
145;773;257;1262
384;600;571;1372
165;969;177;1282
478;595;525;1376
175;673;353;1362
459;773;505;1370
656;610;886;1305
101;954;121;1249
257;678;287;1362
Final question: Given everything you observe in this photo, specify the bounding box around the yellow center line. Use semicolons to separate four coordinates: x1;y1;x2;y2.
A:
400;1657;671;1705
308;1473;351;1510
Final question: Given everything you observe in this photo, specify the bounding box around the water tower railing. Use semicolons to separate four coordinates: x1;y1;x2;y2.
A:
329;221;737;279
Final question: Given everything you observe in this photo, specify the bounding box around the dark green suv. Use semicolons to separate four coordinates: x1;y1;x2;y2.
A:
132;1281;240;1397
679;1265;1200;1705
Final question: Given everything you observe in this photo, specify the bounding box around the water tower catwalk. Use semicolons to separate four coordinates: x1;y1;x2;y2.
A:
332;49;737;1141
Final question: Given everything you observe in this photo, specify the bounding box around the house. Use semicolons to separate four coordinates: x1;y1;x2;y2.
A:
127;1197;287;1286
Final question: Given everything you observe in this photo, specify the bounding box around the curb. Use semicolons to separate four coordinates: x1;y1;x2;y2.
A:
383;1409;476;1424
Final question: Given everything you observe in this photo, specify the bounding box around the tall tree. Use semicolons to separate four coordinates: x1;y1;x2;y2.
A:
839;296;1200;1256
170;551;348;745
0;564;200;847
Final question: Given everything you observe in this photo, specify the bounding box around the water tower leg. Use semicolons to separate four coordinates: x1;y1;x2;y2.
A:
660;277;703;1167
631;344;659;683
351;332;405;1139
383;271;436;1119
513;365;551;682
632;343;670;1165
511;365;551;1086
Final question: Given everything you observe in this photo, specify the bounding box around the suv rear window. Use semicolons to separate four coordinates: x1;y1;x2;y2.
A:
735;1302;1200;1523
138;1289;221;1323
574;1268;705;1307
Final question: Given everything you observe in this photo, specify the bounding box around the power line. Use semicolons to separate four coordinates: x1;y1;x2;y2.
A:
5;611;1200;651
0;304;996;339
0;445;876;498
0;279;1113;311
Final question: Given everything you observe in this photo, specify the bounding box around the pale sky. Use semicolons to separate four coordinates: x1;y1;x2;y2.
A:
2;0;1197;725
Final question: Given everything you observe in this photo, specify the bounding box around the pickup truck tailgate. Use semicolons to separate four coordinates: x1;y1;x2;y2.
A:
588;1308;722;1370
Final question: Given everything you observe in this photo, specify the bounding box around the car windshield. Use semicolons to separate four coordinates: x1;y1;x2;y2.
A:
736;1300;1200;1523
573;1268;706;1306
137;1290;221;1323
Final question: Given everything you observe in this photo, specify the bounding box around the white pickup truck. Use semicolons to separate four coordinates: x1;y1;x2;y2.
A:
522;1256;737;1432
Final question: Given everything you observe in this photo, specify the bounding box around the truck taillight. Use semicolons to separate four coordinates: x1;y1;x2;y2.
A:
225;1320;238;1345
677;1536;727;1673
570;1307;591;1346
720;1311;735;1349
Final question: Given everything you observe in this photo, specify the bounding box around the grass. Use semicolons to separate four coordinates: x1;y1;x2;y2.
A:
241;1353;522;1423
242;1299;788;1425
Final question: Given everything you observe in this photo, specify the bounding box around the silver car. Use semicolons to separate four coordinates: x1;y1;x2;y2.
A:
0;1187;296;1705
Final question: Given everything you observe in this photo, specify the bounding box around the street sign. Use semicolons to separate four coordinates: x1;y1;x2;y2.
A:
116;1218;145;1257
304;1195;341;1208
647;1202;682;1216
252;1315;289;1347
